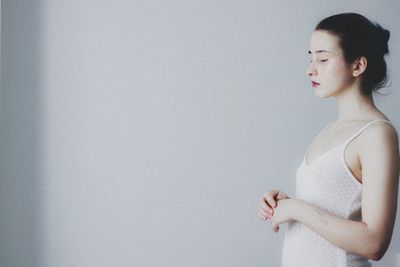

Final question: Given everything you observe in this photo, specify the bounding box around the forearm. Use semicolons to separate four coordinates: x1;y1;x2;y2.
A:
293;199;381;260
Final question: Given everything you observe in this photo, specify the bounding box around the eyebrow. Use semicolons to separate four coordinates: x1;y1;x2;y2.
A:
308;49;331;54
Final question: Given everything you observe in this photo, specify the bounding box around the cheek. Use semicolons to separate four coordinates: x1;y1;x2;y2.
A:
326;64;352;82
335;60;352;74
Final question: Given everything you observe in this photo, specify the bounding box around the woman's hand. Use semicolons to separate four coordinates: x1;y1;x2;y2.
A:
257;189;289;221
270;199;297;232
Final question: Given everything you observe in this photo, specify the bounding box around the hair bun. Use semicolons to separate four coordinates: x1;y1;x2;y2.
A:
374;25;390;54
381;29;390;43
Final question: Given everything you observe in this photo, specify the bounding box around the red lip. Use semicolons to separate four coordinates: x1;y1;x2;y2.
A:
311;81;320;87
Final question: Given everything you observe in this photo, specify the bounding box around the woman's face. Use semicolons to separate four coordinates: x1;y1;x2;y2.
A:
306;30;355;98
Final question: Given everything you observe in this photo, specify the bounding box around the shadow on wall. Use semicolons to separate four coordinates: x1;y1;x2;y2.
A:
0;1;45;266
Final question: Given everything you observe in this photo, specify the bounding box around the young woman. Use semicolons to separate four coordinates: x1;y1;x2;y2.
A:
257;13;399;266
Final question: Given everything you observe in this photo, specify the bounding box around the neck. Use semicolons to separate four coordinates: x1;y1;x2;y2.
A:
334;87;378;122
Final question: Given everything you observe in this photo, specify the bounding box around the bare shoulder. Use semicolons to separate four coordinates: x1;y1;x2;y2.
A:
358;120;399;160
363;120;398;144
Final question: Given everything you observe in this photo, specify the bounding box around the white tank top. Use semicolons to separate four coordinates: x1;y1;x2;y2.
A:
281;119;394;267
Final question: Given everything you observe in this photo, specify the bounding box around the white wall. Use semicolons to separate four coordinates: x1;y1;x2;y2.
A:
1;1;400;266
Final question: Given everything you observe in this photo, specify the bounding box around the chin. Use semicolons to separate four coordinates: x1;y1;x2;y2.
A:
313;86;342;98
314;90;334;98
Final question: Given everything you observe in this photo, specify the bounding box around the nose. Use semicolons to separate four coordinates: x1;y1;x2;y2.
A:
306;62;317;77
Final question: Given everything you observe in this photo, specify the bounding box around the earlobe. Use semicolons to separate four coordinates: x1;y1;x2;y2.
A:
352;56;367;77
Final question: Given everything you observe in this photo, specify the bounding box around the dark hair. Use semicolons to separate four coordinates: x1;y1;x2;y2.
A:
315;13;390;96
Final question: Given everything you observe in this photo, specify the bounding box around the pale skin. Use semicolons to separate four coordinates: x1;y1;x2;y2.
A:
257;30;400;261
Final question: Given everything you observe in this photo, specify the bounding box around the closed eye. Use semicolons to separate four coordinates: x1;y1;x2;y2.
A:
309;58;328;63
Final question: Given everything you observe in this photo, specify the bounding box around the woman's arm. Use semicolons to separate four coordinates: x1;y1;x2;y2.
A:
286;199;383;260
271;123;399;260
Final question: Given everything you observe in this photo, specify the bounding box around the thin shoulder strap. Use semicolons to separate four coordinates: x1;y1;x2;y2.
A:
344;119;394;146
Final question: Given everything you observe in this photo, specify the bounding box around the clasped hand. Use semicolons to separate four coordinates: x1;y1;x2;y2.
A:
257;190;295;232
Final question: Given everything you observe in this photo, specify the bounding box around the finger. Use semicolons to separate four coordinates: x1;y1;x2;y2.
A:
272;223;280;232
277;191;288;200
265;193;277;208
258;203;273;217
259;200;274;215
257;211;270;220
258;208;272;219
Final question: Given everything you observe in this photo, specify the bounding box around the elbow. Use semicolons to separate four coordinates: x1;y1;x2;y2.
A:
364;240;388;261
371;242;390;261
360;224;392;261
367;250;384;261
368;250;386;261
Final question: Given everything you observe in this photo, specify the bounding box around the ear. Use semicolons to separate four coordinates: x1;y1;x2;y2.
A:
352;56;367;77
